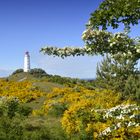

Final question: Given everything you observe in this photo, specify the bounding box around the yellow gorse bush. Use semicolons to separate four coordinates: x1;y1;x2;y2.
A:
41;86;140;139
42;87;120;131
43;87;121;114
0;79;44;102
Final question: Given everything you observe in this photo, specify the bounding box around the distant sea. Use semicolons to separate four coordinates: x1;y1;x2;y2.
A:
80;78;96;81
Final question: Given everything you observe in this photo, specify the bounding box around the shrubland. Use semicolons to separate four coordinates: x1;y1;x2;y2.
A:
0;79;43;102
1;0;140;139
0;72;140;139
33;87;139;139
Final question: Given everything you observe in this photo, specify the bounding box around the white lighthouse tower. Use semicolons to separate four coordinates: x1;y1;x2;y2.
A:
24;51;30;72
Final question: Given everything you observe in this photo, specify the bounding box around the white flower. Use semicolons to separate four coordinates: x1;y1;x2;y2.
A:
135;123;139;127
105;127;111;133
128;51;132;55
113;42;116;45
116;34;121;38
82;30;88;35
123;53;126;56
110;43;113;46
116;122;121;128
136;49;140;53
116;114;124;120
130;114;135;119
127;122;136;127
82;34;87;40
86;47;92;51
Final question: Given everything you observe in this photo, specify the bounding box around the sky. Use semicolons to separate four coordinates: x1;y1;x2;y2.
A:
0;0;140;78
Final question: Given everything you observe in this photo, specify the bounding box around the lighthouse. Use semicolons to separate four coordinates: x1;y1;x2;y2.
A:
24;51;30;72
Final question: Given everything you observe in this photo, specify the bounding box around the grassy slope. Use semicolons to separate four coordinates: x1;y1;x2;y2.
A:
8;73;64;108
7;73;68;139
7;73;95;139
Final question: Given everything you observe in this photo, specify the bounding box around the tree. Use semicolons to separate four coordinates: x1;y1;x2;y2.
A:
40;0;140;58
40;0;140;102
88;0;140;30
96;54;137;92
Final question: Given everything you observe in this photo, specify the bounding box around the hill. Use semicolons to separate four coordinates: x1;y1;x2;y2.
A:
6;72;95;110
0;72;139;139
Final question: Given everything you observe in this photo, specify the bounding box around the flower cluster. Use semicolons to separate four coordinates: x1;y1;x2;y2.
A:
41;29;140;60
40;47;87;58
39;87;122;137
41;87;121;115
97;104;140;138
32;85;140;139
104;104;139;118
0;80;44;103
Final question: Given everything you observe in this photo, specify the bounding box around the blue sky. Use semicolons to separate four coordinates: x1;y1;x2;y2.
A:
0;0;139;78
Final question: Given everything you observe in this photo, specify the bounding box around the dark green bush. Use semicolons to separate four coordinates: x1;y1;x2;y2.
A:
29;68;47;78
0;97;52;140
6;98;19;118
48;103;67;117
0;116;24;140
17;105;32;116
12;69;24;75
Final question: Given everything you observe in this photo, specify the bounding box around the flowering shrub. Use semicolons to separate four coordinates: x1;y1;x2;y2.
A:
96;104;140;139
42;87;121;115
62;102;140;139
0;80;44;103
39;87;122;138
41;29;140;61
38;86;140;139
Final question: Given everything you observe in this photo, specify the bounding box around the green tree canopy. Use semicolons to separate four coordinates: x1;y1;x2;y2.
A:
29;68;47;77
88;0;140;30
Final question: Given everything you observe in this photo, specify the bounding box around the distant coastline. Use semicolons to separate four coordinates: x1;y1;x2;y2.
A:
80;78;95;81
